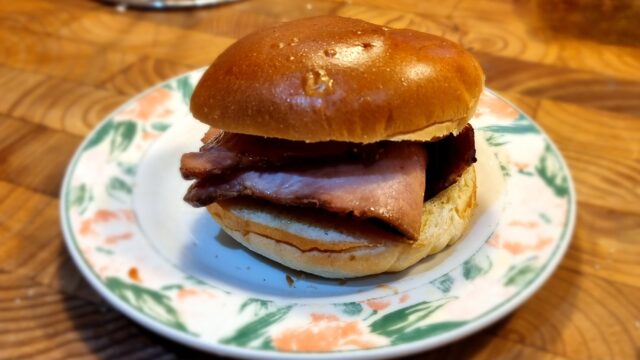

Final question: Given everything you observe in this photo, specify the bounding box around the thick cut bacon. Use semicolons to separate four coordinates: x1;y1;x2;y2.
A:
425;125;476;198
181;125;476;240
180;129;382;180
184;143;427;239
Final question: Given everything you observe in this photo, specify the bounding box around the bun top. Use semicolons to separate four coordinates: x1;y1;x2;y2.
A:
190;16;484;143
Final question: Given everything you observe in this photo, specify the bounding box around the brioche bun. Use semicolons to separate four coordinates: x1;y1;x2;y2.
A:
207;166;476;278
190;16;484;143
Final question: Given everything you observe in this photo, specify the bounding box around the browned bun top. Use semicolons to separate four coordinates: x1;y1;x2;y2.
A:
190;16;484;143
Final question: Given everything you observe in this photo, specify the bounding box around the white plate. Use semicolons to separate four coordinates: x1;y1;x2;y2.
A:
61;69;575;359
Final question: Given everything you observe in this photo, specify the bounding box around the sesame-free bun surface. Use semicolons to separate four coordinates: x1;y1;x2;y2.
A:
208;166;476;278
191;16;484;143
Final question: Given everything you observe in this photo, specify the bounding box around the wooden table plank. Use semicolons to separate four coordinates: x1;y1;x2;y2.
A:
563;202;640;288
417;333;571;360
329;0;462;17
0;271;179;360
0;269;572;360
491;267;640;359
0;117;83;195
0;0;93;35
100;57;193;96
0;25;141;86
0;0;639;358
0;66;128;136
53;10;235;67
476;53;640;116
334;1;640;80
0;180;102;305
535;101;640;214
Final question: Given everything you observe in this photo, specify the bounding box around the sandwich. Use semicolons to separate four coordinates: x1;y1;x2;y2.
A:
179;16;484;278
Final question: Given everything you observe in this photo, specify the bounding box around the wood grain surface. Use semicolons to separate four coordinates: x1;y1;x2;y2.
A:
1;0;639;359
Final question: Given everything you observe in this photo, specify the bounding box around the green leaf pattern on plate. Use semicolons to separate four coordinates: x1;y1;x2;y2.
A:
176;76;194;106
83;118;114;151
240;298;272;314
336;302;364;316
106;177;133;202
95;246;114;255
504;257;540;287
69;183;92;214
431;273;455;294
370;298;455;342
536;143;569;198
481;114;540;136
151;122;171;132
390;321;466;344
483;132;508;147
110;120;137;157
160;284;184;292
462;251;493;281
105;277;188;332
221;300;293;348
117;162;137;177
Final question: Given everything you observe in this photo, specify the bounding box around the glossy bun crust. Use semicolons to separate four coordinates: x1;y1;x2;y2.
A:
191;16;484;143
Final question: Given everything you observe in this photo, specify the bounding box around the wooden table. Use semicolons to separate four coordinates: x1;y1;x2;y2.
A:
1;0;639;358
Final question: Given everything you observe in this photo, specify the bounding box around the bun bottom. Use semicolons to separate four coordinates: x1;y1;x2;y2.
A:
208;166;476;278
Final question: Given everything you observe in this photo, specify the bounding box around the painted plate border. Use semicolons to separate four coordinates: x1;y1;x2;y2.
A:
60;69;576;359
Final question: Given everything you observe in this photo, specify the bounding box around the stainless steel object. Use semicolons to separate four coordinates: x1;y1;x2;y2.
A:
100;0;238;9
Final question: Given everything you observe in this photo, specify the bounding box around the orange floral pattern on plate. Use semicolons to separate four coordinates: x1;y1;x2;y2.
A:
488;232;553;255
79;209;134;237
365;299;391;311
120;88;173;122
476;92;519;120
273;314;387;352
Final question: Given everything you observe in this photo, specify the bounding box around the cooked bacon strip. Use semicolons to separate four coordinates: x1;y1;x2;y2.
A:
181;125;476;239
180;129;382;180
184;143;427;239
425;125;476;198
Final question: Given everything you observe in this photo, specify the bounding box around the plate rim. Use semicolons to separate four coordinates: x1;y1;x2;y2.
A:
59;70;577;359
